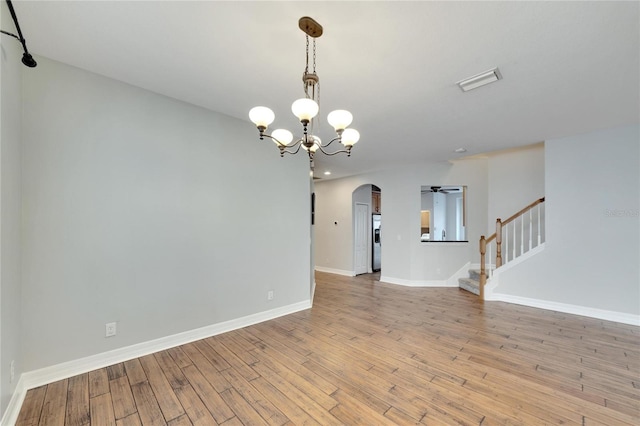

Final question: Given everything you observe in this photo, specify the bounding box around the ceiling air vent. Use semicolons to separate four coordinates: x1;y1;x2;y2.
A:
457;67;502;92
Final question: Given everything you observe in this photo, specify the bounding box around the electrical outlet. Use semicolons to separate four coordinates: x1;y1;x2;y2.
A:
105;322;117;337
10;360;15;384
267;290;274;301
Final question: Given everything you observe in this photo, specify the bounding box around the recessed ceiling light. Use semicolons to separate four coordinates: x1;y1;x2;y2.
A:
324;170;331;175
454;147;467;153
457;67;502;92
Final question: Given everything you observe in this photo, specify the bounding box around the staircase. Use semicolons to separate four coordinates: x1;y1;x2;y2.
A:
458;269;485;295
473;197;545;299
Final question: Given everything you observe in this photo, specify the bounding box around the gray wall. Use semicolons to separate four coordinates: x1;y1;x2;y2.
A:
315;130;640;318
0;1;24;414
495;125;639;315
487;143;545;230
315;158;488;283
19;57;311;372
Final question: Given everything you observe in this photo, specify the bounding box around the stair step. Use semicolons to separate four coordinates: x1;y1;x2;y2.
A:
468;269;489;281
458;277;480;295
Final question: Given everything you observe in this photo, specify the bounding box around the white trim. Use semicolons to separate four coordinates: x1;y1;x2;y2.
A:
380;276;453;288
446;262;471;287
2;299;311;423
489;294;640;326
483;243;545;299
496;243;545;273
380;276;439;287
379;276;407;285
314;266;355;276
483;242;638;325
380;262;470;288
2;376;27;426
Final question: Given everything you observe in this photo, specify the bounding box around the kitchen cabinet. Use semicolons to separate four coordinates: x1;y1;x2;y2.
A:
372;191;381;213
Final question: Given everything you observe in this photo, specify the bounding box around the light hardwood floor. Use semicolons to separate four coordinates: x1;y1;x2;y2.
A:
16;272;640;425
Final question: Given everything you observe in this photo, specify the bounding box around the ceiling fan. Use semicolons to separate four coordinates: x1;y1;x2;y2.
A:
421;186;462;194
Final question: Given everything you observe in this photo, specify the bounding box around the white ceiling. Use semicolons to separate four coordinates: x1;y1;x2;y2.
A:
11;1;640;179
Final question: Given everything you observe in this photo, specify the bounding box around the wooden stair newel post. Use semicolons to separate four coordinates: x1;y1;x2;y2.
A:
479;235;486;300
496;218;503;268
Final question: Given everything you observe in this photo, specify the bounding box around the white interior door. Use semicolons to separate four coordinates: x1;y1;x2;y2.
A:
354;203;368;275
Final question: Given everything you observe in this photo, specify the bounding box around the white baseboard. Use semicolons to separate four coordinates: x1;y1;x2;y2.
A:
380;276;454;288
1;300;311;425
380;262;470;288
1;376;26;426
446;262;471;287
314;266;355;276
483;244;545;299
379;276;446;287
489;294;640;326
379;276;426;286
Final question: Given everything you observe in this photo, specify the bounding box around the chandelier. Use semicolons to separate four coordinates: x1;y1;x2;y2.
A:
249;17;360;163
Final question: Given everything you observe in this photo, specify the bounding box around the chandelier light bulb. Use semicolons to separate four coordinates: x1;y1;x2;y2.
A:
291;98;319;122
341;128;360;146
249;106;275;128
327;110;353;131
271;129;293;146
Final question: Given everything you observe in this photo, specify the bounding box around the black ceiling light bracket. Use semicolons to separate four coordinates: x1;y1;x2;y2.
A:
0;0;37;67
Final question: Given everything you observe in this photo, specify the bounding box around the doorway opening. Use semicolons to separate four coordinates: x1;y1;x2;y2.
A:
353;184;382;276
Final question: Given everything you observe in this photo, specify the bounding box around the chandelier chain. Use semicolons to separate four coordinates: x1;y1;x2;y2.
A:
314;38;319;108
305;35;310;74
311;38;319;136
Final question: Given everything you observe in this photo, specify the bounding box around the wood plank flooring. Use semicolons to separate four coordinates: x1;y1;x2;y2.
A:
16;272;640;425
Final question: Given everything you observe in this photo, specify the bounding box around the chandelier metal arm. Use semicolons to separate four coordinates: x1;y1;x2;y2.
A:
279;143;304;156
316;144;353;157
259;132;306;157
260;132;300;149
260;129;352;158
320;136;343;149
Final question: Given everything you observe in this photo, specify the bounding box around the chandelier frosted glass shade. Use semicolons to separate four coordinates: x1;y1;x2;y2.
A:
291;98;319;122
271;129;294;146
340;128;360;146
327;110;353;131
249;106;275;128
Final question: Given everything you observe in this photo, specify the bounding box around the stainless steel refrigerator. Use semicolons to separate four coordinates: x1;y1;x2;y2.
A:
372;214;381;272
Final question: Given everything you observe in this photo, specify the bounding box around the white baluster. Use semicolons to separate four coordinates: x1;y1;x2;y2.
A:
488;243;493;278
512;221;516;260
520;215;524;256
505;226;509;263
529;209;533;251
537;203;542;245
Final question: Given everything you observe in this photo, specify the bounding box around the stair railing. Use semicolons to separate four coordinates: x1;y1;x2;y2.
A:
479;197;545;299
